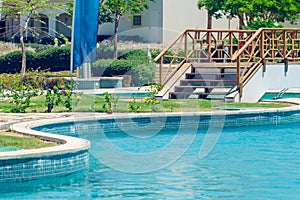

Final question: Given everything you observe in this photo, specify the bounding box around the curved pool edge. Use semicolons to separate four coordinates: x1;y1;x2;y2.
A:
2;122;90;160
0;118;90;183
1;102;300;183
5;103;300;159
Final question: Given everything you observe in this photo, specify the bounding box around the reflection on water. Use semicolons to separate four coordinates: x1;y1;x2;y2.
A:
4;120;299;199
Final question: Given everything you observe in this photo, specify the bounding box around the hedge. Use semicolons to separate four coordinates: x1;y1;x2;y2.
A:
34;46;71;72
0;50;35;74
0;46;71;73
91;57;156;86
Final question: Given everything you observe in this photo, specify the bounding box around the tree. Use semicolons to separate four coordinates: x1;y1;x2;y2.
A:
198;0;224;29
98;0;114;25
0;0;64;79
66;0;113;25
103;0;155;58
198;0;300;30
247;0;300;28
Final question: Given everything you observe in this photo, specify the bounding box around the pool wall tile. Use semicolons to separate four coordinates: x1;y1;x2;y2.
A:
8;108;300;183
0;150;89;183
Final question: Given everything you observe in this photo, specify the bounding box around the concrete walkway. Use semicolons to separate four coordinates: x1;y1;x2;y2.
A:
0;113;74;131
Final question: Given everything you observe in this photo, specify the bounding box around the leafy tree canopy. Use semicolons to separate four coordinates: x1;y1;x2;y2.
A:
198;0;300;29
103;0;155;58
103;0;155;18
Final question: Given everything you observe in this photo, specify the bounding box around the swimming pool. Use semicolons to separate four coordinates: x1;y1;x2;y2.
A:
260;92;300;100
97;92;149;98
2;110;300;199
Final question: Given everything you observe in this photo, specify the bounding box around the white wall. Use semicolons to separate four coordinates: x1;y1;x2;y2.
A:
99;0;163;43
240;64;300;102
162;0;239;43
99;0;239;44
282;18;300;28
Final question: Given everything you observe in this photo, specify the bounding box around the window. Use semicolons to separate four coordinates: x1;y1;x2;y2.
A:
133;15;142;27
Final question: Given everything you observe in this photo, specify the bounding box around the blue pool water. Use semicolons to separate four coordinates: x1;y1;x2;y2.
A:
1;115;300;199
260;92;300;100
97;92;149;98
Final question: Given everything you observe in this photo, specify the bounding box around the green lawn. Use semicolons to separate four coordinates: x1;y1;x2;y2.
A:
0;94;289;113
0;94;290;150
0;132;56;150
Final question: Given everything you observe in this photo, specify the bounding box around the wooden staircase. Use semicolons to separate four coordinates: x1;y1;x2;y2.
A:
154;29;300;102
170;63;237;100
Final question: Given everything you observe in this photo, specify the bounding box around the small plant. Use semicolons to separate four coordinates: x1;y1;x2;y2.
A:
44;80;77;113
128;97;141;113
102;92;119;114
143;84;163;112
45;86;61;113
0;70;42;113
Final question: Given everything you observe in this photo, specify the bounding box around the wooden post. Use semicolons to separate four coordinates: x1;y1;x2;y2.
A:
207;31;212;59
284;58;288;73
262;58;267;72
283;30;287;61
237;56;242;97
159;57;163;85
229;31;233;58
261;31;266;72
184;31;188;62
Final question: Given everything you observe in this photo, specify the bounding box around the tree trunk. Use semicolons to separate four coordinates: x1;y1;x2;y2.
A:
20;34;26;80
207;14;212;29
113;1;120;59
238;13;245;30
20;14;31;80
113;16;119;59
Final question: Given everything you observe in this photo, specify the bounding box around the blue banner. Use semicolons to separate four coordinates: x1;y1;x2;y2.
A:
72;0;99;71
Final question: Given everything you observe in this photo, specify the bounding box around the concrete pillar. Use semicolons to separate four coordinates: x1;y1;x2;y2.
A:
77;63;91;79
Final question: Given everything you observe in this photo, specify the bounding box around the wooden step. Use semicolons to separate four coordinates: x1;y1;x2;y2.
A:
181;79;236;83
185;73;237;80
175;85;233;89
191;62;249;69
186;72;237;76
170;92;227;99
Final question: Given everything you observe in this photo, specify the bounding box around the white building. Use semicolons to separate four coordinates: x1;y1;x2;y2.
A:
100;0;239;44
0;0;239;44
283;19;300;28
0;0;72;41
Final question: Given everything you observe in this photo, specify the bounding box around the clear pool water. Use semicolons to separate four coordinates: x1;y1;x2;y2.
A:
0;146;21;152
1;117;300;199
260;92;300;100
97;92;149;98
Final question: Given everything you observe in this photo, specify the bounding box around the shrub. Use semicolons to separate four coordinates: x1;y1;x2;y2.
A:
118;49;149;60
91;59;113;76
0;51;35;73
96;41;114;59
150;49;184;64
131;62;156;86
25;43;53;52
0;46;71;73
91;58;156;86
104;59;135;76
35;46;71;72
44;77;70;89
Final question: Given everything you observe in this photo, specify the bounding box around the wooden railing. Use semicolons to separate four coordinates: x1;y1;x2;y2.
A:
231;28;300;97
154;28;300;98
154;29;256;85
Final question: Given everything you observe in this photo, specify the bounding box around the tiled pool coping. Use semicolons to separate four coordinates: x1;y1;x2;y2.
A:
0;118;90;182
1;102;300;182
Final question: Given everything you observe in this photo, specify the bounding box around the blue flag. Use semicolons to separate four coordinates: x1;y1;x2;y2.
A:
72;0;99;71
